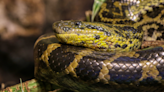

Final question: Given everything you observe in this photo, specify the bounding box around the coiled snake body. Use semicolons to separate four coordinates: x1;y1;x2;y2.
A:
34;0;164;92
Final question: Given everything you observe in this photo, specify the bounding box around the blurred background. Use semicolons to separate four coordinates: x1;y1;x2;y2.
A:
0;0;94;89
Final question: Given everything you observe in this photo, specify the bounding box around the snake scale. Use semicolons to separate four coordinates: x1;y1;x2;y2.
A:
34;0;164;92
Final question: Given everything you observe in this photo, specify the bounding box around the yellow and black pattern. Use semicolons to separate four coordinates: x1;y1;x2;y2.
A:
96;0;164;43
34;0;164;92
97;0;164;22
53;21;143;52
34;34;164;92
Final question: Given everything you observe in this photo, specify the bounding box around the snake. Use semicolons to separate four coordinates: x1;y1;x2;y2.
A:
34;0;164;92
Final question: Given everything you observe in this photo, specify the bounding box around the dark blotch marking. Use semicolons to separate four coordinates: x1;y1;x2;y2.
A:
129;41;132;44
147;7;161;18
122;44;127;49
35;37;60;57
148;28;155;37
75;56;103;81
133;36;139;39
109;56;142;84
95;35;100;39
129;47;132;50
136;47;164;80
114;43;121;48
99;46;106;49
157;32;164;40
160;14;164;20
114;30;119;34
118;20;124;24
80;41;85;44
35;43;49;58
48;46;76;72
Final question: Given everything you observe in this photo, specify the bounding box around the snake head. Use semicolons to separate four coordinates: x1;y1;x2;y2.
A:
53;20;143;52
52;20;113;51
